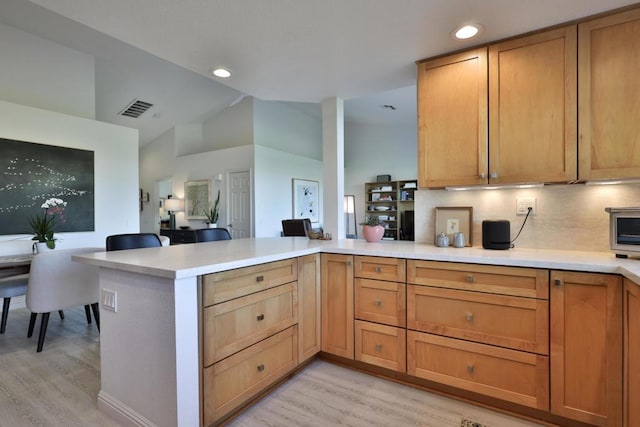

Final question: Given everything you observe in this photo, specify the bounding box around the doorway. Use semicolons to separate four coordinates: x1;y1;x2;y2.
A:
226;170;252;238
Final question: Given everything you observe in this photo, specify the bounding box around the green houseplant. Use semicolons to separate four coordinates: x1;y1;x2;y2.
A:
29;198;67;249
204;190;220;227
359;215;385;242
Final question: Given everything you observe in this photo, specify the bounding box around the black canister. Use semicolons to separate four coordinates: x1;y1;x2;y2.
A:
482;220;511;250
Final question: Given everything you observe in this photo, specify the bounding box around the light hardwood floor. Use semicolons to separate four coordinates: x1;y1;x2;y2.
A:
1;307;544;427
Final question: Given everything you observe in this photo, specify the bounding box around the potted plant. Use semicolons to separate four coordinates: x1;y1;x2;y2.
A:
204;190;220;228
359;215;385;242
29;198;67;250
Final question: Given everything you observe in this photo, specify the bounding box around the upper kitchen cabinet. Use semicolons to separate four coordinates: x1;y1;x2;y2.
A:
488;26;577;185
578;8;640;181
417;26;577;189
417;48;488;188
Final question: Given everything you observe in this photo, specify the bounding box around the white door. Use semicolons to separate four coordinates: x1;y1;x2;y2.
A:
227;170;252;238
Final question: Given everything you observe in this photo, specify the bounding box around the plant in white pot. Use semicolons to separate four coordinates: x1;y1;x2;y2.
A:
204;190;220;228
360;215;385;242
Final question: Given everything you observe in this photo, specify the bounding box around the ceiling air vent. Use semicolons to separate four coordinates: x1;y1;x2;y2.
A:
118;99;153;118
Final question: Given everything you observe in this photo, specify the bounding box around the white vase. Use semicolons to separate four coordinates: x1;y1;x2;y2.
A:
33;242;54;254
208;223;217;229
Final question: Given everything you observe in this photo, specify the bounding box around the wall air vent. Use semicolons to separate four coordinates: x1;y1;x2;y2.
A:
118;99;154;118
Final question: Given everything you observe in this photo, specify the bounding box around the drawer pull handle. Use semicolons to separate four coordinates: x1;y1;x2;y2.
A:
466;313;474;322
467;364;474;374
257;314;264;321
554;279;562;286
256;275;264;282
374;300;382;308
466;275;474;283
375;266;382;273
346;261;352;266
375;344;383;352
257;364;265;372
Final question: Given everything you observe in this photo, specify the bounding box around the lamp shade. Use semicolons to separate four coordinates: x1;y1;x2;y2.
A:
164;198;183;212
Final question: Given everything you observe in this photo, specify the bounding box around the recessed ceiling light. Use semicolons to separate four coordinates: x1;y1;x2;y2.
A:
212;68;231;78
453;24;483;40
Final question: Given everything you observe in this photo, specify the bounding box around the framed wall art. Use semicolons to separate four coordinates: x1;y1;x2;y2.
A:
434;206;473;246
292;178;319;223
184;180;210;220
0;137;95;235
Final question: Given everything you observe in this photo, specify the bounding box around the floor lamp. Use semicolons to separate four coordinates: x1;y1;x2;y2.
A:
344;195;356;239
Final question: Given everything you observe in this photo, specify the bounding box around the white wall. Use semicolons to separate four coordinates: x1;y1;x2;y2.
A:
344;121;417;226
201;96;254;151
0;22;95;120
254;98;323;161
0;99;139;255
254;145;323;237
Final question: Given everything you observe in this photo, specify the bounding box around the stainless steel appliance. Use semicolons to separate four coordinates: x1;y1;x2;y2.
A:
605;207;640;258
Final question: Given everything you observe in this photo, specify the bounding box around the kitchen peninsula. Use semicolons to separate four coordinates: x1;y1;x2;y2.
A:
75;238;640;427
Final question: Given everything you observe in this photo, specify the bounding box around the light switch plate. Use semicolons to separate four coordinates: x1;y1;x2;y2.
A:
102;289;117;312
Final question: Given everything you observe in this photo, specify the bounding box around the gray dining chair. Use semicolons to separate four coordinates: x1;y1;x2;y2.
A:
26;247;103;352
0;273;29;334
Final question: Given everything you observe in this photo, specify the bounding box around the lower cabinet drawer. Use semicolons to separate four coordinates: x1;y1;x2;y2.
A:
407;330;549;410
204;282;297;366
355;320;406;372
203;326;298;425
407;285;548;354
355;278;406;327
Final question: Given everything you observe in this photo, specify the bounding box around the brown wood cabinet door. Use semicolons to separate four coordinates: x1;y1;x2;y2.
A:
624;279;640;427
321;254;354;359
550;271;622;426
298;254;321;363
417;48;488;188
578;8;640;181
489;26;577;184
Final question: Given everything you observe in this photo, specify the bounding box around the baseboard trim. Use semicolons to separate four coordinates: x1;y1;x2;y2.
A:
98;390;157;427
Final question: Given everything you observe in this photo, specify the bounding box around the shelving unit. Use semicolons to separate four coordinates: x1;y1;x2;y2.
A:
364;180;416;241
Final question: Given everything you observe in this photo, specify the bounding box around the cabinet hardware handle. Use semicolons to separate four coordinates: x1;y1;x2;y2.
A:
257;314;264;321
375;266;382;273
375;344;383;352
466;313;474;322
479;172;486;179
467;365;474;374
257;364;265;372
256;275;264;282
554;279;561;286
466;275;474;283
374;300;382;308
346;261;352;266
490;172;498;179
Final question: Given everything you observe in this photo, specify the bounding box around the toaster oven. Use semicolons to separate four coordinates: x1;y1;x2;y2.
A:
605;207;640;258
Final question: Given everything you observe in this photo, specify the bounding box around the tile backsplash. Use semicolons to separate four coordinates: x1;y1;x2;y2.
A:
414;183;640;252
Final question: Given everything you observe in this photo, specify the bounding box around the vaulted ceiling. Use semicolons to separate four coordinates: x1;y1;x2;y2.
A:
1;0;637;145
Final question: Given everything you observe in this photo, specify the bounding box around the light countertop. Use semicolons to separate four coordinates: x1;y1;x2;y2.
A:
73;237;640;284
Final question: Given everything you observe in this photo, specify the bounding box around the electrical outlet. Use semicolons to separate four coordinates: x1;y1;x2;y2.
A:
516;197;536;215
102;289;117;312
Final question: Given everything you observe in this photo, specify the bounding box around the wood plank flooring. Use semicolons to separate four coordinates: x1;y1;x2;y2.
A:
228;359;545;427
1;307;545;427
0;306;119;427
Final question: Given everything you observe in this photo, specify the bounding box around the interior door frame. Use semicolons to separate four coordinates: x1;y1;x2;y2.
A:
225;168;254;238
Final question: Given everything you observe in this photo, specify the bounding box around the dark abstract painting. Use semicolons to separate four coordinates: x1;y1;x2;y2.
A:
0;137;94;235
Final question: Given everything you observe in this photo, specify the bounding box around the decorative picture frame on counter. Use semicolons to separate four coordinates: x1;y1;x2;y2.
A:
292;178;319;223
184;179;211;220
434;206;473;246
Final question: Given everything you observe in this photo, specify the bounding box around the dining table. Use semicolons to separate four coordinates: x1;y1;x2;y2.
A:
0;254;33;278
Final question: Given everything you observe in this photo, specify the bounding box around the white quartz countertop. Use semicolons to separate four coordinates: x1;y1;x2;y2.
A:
73;237;640;284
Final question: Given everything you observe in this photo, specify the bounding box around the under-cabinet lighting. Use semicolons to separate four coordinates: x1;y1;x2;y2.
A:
585;178;640;186
445;183;544;191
